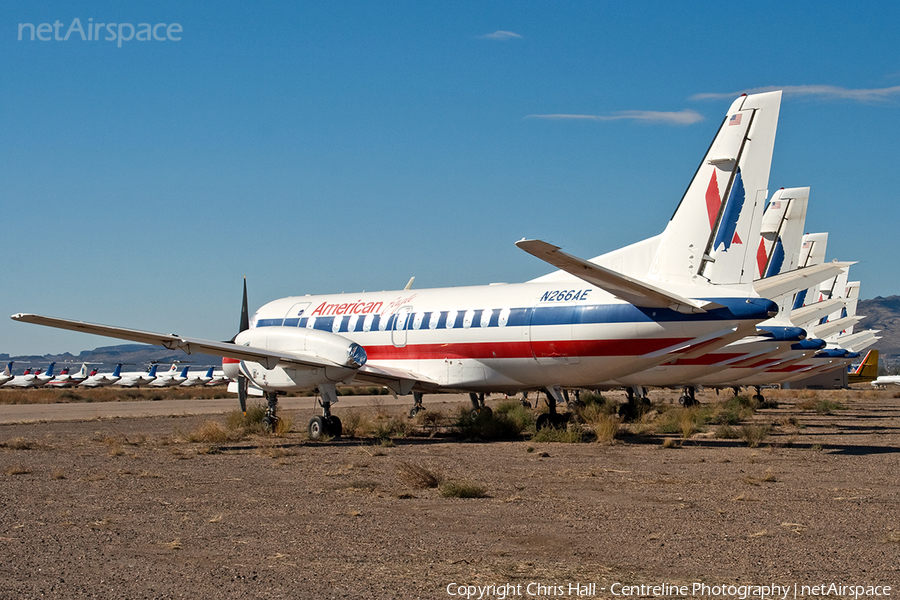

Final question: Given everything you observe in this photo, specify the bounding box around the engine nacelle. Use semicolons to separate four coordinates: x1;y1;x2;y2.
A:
223;327;367;392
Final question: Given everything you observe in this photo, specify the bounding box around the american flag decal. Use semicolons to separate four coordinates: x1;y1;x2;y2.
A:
729;113;742;126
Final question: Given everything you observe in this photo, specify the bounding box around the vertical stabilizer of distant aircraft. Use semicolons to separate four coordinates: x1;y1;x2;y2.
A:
649;91;781;287
757;187;809;280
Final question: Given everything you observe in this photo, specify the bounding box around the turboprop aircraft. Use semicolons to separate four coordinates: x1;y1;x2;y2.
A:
13;91;784;438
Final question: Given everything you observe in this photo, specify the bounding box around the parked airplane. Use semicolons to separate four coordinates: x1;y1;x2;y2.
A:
114;364;160;388
181;366;215;387
45;363;90;388
0;362;13;386
2;366;40;389
13;91;785;438
149;365;190;387
79;364;122;388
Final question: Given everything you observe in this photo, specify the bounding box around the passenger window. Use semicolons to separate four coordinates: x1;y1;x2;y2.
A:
363;314;374;332
499;308;511;327
348;314;359;332
306;316;316;330
480;309;492;328
332;316;343;333
413;312;424;330
463;309;475;329
429;311;440;329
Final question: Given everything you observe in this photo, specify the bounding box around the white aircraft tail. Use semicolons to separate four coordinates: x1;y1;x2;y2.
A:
647;91;781;287
756;187;809;280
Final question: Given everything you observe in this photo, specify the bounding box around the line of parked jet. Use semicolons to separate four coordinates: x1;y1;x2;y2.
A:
11;90;881;438
0;362;229;389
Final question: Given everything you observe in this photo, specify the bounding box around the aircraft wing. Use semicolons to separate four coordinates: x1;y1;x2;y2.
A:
516;239;716;314
11;313;440;392
11;313;339;371
753;261;854;300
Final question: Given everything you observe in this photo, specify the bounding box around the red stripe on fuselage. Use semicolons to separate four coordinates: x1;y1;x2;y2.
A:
363;338;692;361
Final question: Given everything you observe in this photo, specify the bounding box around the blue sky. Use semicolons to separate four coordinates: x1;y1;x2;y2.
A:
3;1;899;356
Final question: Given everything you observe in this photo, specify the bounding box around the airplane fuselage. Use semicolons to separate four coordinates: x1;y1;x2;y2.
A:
228;281;775;394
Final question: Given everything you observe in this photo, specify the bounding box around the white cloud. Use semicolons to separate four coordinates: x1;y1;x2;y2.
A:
477;30;522;40
527;109;704;125
692;85;900;102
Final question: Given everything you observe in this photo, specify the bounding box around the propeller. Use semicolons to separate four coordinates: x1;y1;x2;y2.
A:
227;277;251;415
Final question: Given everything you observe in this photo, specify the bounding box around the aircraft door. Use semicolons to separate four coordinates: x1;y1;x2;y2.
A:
282;302;311;326
391;306;412;348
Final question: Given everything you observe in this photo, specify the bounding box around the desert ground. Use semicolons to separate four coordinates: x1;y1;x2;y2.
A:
0;386;898;599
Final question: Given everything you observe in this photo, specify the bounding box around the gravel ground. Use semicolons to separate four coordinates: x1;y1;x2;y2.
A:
0;389;898;599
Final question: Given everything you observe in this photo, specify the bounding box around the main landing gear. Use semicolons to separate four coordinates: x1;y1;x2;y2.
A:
469;392;493;418
408;391;426;418
536;385;569;430
678;386;699;407
307;383;342;440
618;386;651;421
262;392;281;432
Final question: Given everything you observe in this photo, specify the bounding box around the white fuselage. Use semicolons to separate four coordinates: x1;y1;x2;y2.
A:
230;281;772;394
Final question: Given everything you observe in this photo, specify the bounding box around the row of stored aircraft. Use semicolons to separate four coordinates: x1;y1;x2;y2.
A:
0;362;229;389
12;90;880;438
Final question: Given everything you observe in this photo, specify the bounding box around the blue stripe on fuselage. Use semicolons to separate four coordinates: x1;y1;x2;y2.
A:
256;297;775;332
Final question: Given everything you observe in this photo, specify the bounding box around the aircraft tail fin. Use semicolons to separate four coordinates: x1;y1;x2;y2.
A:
148;364;159;377
46;362;55;378
3;362;12;377
112;363;122;377
849;349;879;382
180;366;189;378
756;187;809;280
648;91;781;287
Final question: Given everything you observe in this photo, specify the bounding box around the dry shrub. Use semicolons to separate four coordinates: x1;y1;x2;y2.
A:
593;414;621;444
1;437;35;450
188;421;234;444
5;465;31;475
397;461;444;489
661;437;681;449
531;425;583;443
741;423;771;448
440;480;487;498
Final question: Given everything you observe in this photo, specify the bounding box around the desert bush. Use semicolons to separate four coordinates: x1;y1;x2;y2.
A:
454;407;524;440
372;416;408;441
397;461;443;489
741;423;772;448
592;414;621;444
440;480;487;498
188;421;235;444
531;425;584;443
492;400;535;431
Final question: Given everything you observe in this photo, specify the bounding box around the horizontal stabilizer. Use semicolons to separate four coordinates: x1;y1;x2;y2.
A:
790;298;845;328
516;240;716;314
753;261;853;301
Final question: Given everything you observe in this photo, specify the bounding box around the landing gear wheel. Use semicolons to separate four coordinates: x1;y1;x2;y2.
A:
409;407;421;418
520;399;532;409
325;415;342;438
262;414;280;433
470;406;493;419
308;415;326;440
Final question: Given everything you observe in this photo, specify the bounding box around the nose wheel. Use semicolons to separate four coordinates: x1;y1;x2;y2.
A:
307;383;343;440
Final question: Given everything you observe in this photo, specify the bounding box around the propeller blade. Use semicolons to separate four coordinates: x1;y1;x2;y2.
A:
240;276;249;333
237;375;248;415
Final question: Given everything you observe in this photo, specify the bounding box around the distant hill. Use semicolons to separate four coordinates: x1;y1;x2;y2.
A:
857;296;900;355
0;344;223;370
